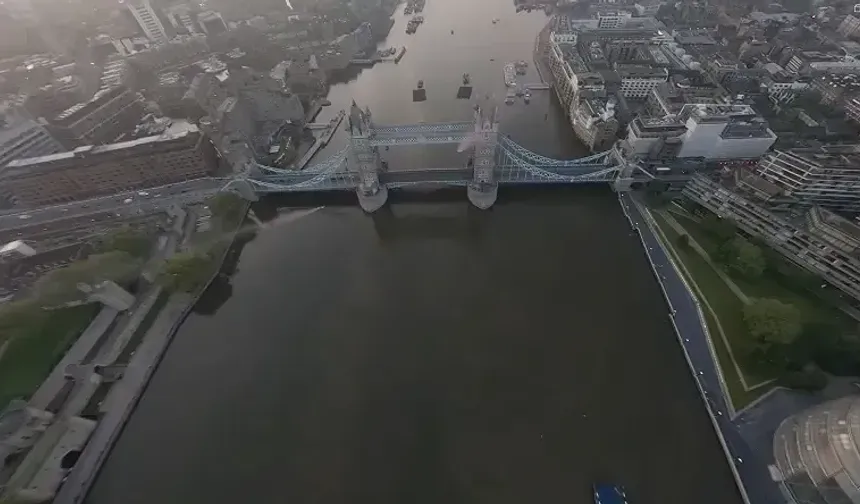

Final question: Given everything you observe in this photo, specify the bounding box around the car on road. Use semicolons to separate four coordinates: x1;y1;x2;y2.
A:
138;191;149;196
123;198;133;204
18;214;31;220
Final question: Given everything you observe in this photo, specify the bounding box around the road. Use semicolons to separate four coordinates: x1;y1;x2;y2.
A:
618;192;782;504
0;178;225;232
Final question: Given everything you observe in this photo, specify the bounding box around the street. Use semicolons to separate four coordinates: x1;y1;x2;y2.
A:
0;178;226;232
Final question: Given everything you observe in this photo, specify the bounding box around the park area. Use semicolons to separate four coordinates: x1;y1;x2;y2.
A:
649;203;860;410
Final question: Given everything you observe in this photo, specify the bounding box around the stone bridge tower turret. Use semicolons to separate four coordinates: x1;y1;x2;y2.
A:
467;102;500;210
348;101;387;212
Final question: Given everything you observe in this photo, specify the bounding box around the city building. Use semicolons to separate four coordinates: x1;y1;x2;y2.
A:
570;98;618;151
644;77;727;117
615;63;667;98
761;63;809;104
51;86;146;147
547;32;606;112
620;116;686;162
675;104;776;160
807;206;860;256
0;106;64;168
197;11;228;35
755;146;860;214
126;0;169;44
838;15;860;38
773;395;860;504
0;121;215;207
845;95;860;124
813;74;860;106
683;175;860;301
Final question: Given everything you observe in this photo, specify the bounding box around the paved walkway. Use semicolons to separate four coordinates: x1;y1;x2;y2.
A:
651;209;770;393
658;210;752;304
619;193;783;504
53;294;193;504
29;308;119;410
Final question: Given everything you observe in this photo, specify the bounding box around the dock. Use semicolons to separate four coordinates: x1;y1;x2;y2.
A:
457;86;473;99
413;88;427;102
294;109;345;170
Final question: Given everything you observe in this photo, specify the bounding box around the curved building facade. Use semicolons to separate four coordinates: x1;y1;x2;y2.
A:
774;395;860;504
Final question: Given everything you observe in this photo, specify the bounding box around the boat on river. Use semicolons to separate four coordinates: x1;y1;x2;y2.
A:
417;80;424;89
503;63;516;87
594;484;628;504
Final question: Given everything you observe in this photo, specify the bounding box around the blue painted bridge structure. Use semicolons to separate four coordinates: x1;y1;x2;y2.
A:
225;101;638;211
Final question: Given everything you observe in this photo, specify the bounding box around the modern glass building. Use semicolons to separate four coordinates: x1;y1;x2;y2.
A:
773;395;860;504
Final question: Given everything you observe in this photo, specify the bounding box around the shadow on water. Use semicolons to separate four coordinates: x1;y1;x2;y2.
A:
192;227;259;316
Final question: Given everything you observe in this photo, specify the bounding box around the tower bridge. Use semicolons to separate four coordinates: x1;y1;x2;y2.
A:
225;101;638;212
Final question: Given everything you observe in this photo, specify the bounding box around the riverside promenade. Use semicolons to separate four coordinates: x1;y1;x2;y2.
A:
618;193;782;504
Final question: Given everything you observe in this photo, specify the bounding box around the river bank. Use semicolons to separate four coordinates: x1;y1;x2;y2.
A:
54;208;253;504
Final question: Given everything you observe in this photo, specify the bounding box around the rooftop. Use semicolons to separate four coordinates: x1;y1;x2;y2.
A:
4;121;198;170
811;206;860;242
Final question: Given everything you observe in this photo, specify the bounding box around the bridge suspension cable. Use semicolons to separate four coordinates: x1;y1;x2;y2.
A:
498;136;611;166
497;144;620;182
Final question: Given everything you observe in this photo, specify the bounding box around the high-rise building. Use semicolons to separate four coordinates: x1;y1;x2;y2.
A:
755;145;860;214
0;106;64;168
127;0;169;44
773;396;860;504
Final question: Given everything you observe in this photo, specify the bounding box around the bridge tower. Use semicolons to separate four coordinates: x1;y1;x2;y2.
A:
467;103;500;210
349;101;388;212
611;146;635;192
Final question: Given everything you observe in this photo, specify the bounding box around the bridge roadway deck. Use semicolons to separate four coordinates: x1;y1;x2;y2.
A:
250;163;621;192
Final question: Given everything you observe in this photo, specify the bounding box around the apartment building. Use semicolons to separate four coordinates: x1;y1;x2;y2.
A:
615;63;668;98
754;146;860;214
683;174;860;301
51;86;146;147
0;106;64;168
0;122;215;208
127;0;169;44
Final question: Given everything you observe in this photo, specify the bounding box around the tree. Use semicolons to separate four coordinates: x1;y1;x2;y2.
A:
743;298;802;347
701;214;737;242
208;193;246;228
158;252;215;293
31;251;142;305
726;237;765;278
101;228;152;258
778;368;828;392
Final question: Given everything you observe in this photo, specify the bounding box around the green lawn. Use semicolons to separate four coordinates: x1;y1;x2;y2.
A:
673;213;856;331
651;212;773;408
0;304;99;409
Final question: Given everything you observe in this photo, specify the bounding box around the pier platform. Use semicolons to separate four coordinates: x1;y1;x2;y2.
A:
413;88;427;102
457;86;473;99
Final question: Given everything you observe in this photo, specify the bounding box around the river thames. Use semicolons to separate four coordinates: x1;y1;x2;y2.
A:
86;0;743;503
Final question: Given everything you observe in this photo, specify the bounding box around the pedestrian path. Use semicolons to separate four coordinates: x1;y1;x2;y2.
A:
648;208;772;394
618;193;783;504
658;210;751;304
